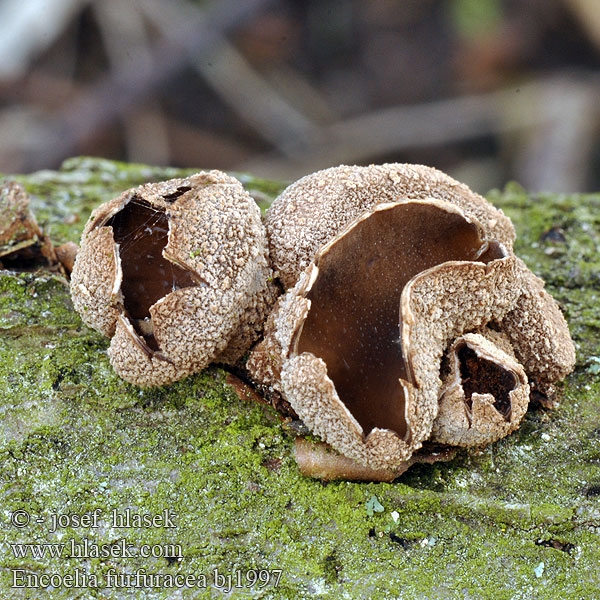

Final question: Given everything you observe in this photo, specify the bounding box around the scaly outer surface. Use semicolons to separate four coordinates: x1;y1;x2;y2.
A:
501;267;576;393
70;170;277;386
264;163;575;397
0;159;597;600
265;163;515;289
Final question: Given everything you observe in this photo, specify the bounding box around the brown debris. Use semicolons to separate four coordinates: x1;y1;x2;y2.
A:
0;180;57;269
295;438;456;482
55;242;79;275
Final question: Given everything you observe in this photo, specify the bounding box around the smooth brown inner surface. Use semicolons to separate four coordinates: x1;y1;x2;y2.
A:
295;203;497;439
106;197;196;348
457;344;516;420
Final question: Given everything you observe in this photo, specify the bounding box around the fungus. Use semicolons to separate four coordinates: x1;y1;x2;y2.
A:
68;160;575;478
71;171;277;387
252;200;523;470
248;162;575;476
431;331;530;447
263;163;574;399
291;201;498;440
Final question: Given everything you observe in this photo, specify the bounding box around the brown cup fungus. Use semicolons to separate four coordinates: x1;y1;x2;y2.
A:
263;164;574;396
248;163;575;475
431;330;530;447
70;171;277;387
69;161;575;478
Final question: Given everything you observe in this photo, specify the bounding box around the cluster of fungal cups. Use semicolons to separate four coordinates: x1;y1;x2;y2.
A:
71;164;575;478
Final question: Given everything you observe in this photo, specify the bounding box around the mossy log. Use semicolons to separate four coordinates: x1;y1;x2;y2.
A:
0;158;599;599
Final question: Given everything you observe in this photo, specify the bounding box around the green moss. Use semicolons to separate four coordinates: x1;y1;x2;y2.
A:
0;271;80;330
1;161;599;599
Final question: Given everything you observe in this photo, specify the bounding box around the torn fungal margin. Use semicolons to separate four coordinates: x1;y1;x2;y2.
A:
289;200;497;442
431;332;530;447
162;185;191;203
104;197;196;350
71;170;278;388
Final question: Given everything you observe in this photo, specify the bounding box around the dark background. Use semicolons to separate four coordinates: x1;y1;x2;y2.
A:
0;0;599;192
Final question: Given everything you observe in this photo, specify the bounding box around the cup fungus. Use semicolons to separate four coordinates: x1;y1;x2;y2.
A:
248;163;575;475
264;163;574;396
251;200;523;470
70;171;277;387
431;330;530;447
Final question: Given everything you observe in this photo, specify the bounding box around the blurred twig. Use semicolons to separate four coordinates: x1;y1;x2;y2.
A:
564;0;600;51
0;0;87;79
140;0;323;156
92;0;170;166
511;78;599;192
22;0;277;171
240;73;600;191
